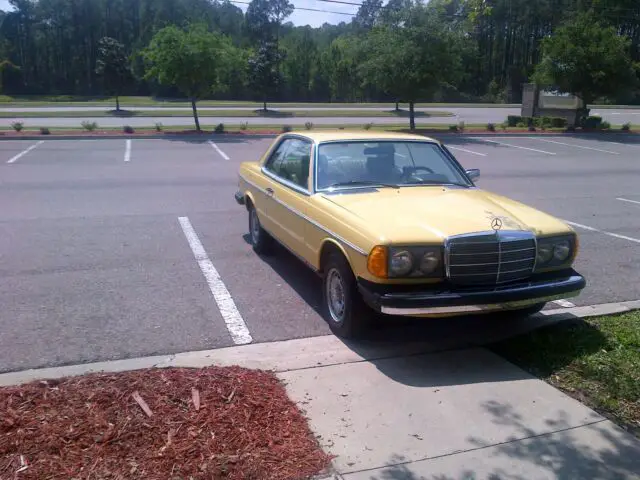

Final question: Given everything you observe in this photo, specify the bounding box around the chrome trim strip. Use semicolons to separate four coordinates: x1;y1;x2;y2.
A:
239;174;367;256
261;167;311;196
380;291;580;316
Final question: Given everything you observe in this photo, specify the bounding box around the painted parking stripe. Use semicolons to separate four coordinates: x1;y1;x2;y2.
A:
469;138;556;155
446;146;487;157
6;140;44;164
532;138;620;155
565;220;640;245
208;140;230;160
124;139;131;162
552;299;576;308
178;216;252;345
617;198;640;206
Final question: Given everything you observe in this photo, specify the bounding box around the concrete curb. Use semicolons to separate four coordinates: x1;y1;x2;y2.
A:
1;300;638;387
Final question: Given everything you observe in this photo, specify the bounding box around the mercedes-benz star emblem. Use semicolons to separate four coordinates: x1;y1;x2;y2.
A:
491;217;503;231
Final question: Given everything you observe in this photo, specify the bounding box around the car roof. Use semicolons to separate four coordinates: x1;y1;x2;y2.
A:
283;130;441;144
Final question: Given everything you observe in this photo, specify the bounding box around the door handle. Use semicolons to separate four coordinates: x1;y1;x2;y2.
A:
265;187;274;196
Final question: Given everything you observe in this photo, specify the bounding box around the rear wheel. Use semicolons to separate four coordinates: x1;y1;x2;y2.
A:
322;252;369;338
248;203;273;255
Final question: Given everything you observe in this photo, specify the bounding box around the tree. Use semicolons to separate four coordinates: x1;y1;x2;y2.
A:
245;0;294;43
95;37;131;111
358;8;462;129
142;23;236;131
248;41;284;111
534;12;638;121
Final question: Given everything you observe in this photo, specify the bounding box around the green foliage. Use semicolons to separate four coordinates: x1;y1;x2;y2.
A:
143;23;237;130
240;121;248;130
448;125;458;132
534;12;638;108
304;121;313;130
81;121;98;131
39;127;50;135
622;122;631;131
248;41;285;110
507;115;522;127
95;37;132;111
281;124;292;132
155;122;163;132
582;116;603;129
245;0;294;42
215;123;225;133
123;125;135;133
486;123;495;131
601;120;611;130
11;121;23;132
363;122;373;130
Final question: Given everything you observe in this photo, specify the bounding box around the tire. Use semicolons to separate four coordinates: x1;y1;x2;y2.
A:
516;302;546;316
322;251;370;338
248;203;273;255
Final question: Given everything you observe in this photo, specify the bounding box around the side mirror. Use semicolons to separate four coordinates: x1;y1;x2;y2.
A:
466;168;480;181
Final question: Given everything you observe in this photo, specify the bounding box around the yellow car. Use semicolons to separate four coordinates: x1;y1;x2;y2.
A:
235;131;586;338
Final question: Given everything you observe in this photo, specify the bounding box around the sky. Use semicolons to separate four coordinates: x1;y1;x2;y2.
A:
0;0;359;28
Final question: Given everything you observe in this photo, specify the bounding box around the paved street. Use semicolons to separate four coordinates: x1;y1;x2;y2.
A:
1;134;639;374
1;106;638;127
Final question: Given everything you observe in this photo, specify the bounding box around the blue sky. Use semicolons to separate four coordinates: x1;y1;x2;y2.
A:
0;0;358;27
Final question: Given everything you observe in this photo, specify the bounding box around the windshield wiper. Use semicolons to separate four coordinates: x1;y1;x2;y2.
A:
326;180;400;189
406;179;471;188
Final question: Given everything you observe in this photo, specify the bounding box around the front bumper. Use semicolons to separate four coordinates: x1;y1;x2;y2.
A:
234;191;245;205
357;270;586;316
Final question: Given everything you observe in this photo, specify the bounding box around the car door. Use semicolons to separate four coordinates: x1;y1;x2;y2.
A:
261;136;313;259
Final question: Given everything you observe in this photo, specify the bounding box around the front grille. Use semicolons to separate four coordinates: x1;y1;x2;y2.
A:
446;231;536;286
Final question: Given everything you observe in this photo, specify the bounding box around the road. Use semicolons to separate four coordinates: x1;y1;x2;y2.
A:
1;134;639;374
1;106;638;127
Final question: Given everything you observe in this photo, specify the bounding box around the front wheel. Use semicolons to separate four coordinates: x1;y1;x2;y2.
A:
322;252;369;338
248;203;273;255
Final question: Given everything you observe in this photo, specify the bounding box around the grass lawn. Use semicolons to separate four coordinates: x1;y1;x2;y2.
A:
0;95;519;108
0;108;454;119
490;311;640;437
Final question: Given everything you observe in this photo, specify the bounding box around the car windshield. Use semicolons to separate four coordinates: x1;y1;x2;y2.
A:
315;141;471;191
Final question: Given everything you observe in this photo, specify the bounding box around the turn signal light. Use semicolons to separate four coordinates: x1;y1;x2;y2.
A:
367;246;388;278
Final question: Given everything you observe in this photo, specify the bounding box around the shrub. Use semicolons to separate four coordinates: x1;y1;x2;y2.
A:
39;127;50;135
507;115;522;127
239;121;248;131
601;120;611;130
457;120;465;132
363;122;373;130
304;121;314;130
81;121;98;131
123;125;135;134
528;125;536;132
622;122;631;131
11;121;24;132
215;123;225;133
281;124;292;133
516;122;525;128
582;116;602;129
551;117;568;128
448;125;458;132
155;122;163;132
487;123;496;132
500;122;507;131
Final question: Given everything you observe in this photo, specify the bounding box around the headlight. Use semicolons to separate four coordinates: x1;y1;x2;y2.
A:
535;235;576;270
390;250;413;276
420;251;440;274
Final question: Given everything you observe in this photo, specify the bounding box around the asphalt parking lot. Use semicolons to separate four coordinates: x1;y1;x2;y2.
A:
1;133;639;373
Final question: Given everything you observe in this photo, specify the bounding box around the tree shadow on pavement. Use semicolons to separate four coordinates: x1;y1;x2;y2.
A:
162;132;273;145
358;403;640;480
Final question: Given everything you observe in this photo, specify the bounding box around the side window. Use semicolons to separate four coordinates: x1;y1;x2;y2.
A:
265;138;312;190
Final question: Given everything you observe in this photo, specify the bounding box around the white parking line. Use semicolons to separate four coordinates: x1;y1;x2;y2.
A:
178;216;252;345
446;146;487;157
208;140;230;160
552;299;576;308
617;197;640;206
469;138;556;155
124;139;131;162
532;138;620;155
6;140;44;164
565;220;640;244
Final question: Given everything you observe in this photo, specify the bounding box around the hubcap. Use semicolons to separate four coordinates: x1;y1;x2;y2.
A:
326;268;346;323
250;208;260;244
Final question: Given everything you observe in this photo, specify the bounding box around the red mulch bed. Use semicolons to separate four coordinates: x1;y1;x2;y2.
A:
0;367;331;479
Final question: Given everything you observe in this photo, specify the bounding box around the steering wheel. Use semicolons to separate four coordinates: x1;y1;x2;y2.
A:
403;166;434;180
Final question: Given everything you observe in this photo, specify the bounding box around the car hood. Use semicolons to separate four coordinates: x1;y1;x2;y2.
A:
319;187;571;244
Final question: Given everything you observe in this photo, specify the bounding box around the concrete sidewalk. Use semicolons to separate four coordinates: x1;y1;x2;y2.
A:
282;347;640;480
2;304;639;479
